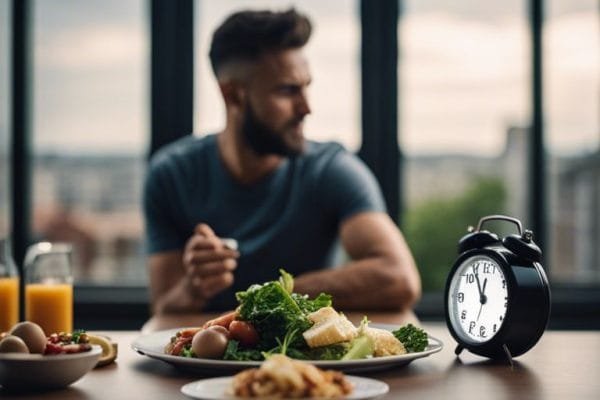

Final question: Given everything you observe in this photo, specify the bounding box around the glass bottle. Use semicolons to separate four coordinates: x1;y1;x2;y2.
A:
0;238;19;332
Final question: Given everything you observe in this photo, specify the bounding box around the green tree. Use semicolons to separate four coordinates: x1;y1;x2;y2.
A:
404;178;506;291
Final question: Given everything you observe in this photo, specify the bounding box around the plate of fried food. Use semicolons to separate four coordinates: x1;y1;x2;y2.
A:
181;354;389;399
133;270;442;374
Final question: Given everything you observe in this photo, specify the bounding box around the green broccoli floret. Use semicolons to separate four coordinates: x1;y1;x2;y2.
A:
180;346;195;358
392;323;428;353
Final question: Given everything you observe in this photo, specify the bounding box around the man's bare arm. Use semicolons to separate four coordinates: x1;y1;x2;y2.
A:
148;251;204;315
294;212;421;311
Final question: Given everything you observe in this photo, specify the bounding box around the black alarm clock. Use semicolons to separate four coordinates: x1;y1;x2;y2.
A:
444;215;551;363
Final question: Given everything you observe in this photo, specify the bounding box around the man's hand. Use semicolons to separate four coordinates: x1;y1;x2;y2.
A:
148;223;239;315
183;224;240;301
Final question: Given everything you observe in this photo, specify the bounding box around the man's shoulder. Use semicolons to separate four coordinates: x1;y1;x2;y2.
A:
150;134;216;169
303;140;347;164
302;140;364;173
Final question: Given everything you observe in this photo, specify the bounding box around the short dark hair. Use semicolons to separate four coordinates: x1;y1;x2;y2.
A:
209;9;312;77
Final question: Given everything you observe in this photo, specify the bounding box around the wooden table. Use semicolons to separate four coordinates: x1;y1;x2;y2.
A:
1;313;599;399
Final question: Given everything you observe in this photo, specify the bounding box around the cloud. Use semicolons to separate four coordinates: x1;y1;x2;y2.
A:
36;25;147;70
33;22;148;154
29;3;597;157
400;11;598;155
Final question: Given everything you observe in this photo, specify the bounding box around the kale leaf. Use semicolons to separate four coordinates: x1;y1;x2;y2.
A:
235;270;332;351
223;340;264;361
292;292;332;314
236;280;306;349
300;343;348;360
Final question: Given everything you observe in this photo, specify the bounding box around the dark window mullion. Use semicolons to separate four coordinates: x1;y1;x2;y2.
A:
150;0;194;157
359;0;401;224
11;0;32;322
529;0;546;255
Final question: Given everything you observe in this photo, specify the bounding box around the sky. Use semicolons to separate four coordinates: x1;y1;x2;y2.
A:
0;0;597;157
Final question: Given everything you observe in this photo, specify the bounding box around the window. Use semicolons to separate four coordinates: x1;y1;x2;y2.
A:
399;0;529;291
31;0;148;285
194;0;361;151
6;0;597;328
546;0;599;284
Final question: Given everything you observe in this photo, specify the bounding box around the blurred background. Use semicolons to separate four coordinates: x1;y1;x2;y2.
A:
0;0;598;328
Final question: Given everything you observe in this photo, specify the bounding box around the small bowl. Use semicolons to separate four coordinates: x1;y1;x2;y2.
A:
0;345;102;390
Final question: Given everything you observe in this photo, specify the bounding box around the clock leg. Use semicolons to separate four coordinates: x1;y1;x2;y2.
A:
502;344;514;369
454;344;464;356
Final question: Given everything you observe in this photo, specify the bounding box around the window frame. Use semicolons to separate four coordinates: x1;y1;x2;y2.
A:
11;0;32;321
9;0;598;329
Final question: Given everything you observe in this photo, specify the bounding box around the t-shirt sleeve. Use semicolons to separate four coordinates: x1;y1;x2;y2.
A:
317;149;387;224
142;159;187;254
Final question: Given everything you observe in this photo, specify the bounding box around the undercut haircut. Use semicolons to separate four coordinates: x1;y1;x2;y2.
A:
209;8;312;79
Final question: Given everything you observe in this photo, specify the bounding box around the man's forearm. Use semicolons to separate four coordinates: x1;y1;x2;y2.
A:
294;258;420;311
153;278;206;315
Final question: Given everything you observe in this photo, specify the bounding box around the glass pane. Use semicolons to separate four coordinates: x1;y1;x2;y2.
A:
399;1;529;291
31;0;148;285
0;0;10;240
546;0;599;283
194;0;361;151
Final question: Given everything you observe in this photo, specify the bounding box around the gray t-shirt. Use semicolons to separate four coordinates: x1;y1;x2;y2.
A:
143;134;386;310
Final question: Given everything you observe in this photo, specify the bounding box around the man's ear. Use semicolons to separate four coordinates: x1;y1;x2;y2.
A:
219;81;246;108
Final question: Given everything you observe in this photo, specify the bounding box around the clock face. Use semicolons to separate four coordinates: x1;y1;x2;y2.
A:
448;255;508;344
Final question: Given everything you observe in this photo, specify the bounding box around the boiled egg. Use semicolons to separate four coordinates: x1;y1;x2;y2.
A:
191;326;229;359
0;335;30;354
9;321;47;354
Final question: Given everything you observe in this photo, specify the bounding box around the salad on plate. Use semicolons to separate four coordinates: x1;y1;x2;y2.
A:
164;270;429;362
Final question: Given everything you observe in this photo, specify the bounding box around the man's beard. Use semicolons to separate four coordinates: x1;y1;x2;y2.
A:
241;102;305;157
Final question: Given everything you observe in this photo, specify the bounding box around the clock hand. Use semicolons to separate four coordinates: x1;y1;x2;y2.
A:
480;277;488;304
475;273;484;303
476;279;490;322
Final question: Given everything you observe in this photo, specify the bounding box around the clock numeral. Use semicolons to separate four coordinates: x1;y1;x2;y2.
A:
479;325;486;338
468;321;476;334
483;264;491;274
493;324;497;333
472;263;480;275
502;280;506;289
466;274;475;284
461;310;467;320
457;292;464;303
504;301;508;308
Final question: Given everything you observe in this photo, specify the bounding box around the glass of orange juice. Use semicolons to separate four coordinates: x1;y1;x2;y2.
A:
25;242;73;334
0;238;19;332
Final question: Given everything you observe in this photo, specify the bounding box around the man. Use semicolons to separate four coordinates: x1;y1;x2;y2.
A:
144;9;421;315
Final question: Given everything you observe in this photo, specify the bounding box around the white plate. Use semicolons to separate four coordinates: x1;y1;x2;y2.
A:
0;345;102;389
132;323;443;374
181;375;389;400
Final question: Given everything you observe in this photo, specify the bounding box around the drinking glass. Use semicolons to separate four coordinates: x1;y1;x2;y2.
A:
0;238;19;332
24;242;73;334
